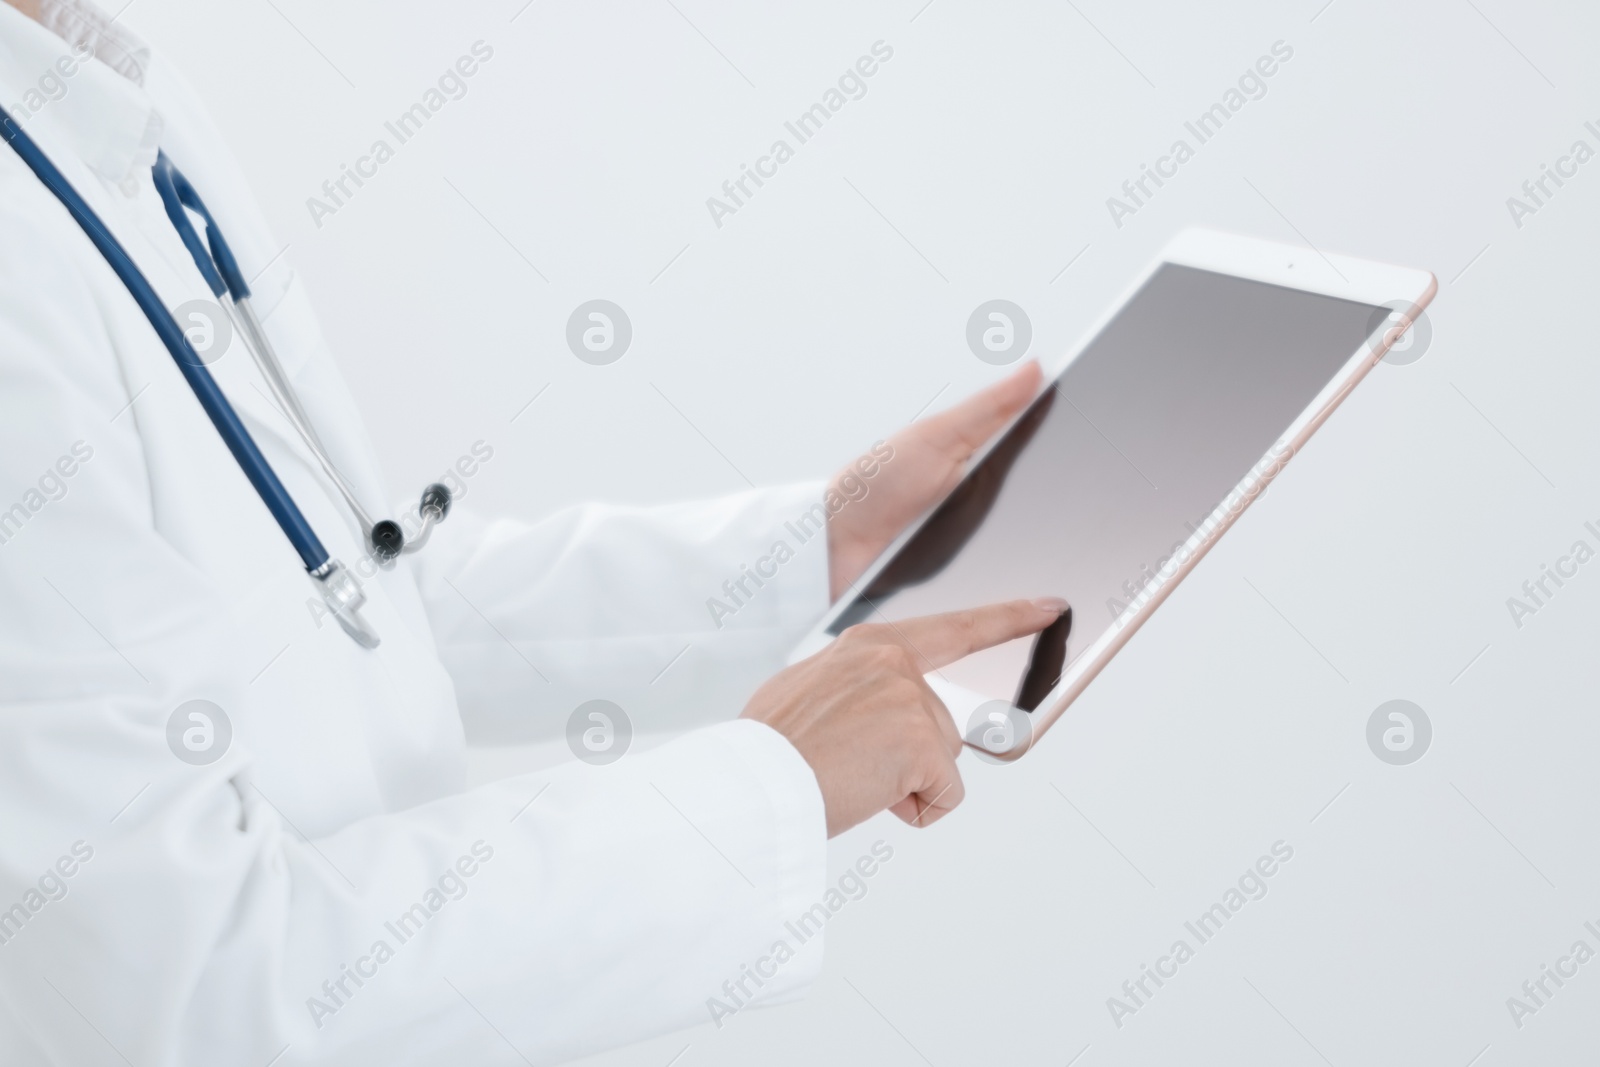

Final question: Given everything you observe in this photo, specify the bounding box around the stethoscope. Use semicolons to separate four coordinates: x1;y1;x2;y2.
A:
1;107;449;649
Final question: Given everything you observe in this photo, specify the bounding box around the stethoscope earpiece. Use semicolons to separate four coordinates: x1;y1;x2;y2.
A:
393;483;453;558
370;483;453;561
420;483;452;520
370;520;404;561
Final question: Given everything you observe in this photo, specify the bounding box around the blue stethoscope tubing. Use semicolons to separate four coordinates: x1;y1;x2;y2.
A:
150;150;251;304
0;105;385;647
0;109;328;571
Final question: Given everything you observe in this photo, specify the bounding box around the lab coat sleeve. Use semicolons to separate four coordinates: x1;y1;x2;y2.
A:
0;199;828;1066
410;487;835;742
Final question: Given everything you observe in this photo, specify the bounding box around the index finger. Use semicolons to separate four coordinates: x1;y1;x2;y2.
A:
889;597;1068;672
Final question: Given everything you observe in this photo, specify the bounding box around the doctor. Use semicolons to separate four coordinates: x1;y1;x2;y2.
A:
0;2;1065;1063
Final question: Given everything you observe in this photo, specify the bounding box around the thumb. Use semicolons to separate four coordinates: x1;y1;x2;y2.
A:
921;361;1042;456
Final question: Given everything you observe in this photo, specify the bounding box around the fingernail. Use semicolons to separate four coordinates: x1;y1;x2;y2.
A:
1031;597;1069;614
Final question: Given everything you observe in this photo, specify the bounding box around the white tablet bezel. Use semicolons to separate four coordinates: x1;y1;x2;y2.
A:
790;227;1437;760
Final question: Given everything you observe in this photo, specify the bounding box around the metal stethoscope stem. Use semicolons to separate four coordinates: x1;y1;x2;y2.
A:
221;293;451;559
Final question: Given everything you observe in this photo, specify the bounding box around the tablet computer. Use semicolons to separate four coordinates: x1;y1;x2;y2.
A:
790;228;1436;760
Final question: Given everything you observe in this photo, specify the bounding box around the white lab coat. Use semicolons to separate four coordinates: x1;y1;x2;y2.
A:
0;7;831;1065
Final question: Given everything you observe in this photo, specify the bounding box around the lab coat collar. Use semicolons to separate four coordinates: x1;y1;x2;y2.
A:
38;0;150;84
0;0;161;185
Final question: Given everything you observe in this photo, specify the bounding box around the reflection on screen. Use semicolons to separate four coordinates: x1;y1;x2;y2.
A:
829;264;1384;708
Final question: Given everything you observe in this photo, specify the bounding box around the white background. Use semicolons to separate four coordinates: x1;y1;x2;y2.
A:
125;0;1600;1063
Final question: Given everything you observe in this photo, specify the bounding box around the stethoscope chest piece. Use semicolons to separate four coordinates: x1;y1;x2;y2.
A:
313;561;380;649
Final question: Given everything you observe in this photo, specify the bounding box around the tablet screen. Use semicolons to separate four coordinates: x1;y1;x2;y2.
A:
828;263;1386;709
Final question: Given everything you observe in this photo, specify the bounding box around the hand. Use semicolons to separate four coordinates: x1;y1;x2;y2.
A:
824;362;1043;602
741;597;1068;837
